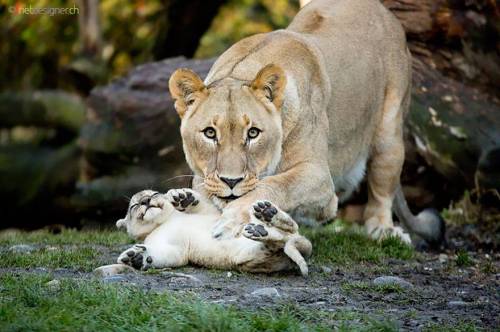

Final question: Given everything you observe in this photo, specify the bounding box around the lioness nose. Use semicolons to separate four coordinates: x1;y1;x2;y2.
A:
220;177;243;189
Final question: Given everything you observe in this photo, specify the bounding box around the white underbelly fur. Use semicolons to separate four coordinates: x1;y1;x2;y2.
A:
333;156;367;203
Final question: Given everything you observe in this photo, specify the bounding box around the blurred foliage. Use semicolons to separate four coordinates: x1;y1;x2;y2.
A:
196;0;300;59
0;0;300;91
0;0;163;90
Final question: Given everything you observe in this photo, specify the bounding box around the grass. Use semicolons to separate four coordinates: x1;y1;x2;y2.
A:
303;221;414;267
0;228;132;246
455;249;472;267
0;246;104;272
340;281;405;295
0;273;397;332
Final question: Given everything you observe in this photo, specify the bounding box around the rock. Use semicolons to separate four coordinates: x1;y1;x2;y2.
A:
45;279;61;290
321;266;332;273
373;276;413;289
226;272;233;278
438;254;448;264
447;300;468;307
161;272;202;285
8;244;35;253
250;287;281;298
94;264;136;277
102;275;128;283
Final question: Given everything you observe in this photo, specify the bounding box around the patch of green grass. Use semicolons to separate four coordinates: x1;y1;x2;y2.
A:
424;321;481;332
303;222;414;266
340;281;405;295
455;249;472;267
0;228;132;246
0;247;104;272
0;273;399;331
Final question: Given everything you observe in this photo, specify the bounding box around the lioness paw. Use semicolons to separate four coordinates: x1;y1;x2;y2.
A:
117;245;153;271
367;224;412;245
166;188;200;212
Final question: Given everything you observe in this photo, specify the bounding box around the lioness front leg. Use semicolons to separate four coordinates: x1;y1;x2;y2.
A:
212;162;338;239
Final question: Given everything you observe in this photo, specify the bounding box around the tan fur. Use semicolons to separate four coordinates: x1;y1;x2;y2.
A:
169;0;416;243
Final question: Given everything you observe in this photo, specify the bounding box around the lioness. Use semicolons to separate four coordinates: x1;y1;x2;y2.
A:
114;189;312;275
168;0;444;245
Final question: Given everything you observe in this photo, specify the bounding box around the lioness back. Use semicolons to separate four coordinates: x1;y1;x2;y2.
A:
205;0;411;182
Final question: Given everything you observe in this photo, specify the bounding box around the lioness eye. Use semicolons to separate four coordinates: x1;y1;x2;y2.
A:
203;127;217;139
247;127;261;139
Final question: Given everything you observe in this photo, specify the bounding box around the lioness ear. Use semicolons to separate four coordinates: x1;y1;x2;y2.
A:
250;64;286;109
168;68;207;118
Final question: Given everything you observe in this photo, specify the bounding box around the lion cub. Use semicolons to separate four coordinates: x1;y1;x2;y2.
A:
115;189;312;276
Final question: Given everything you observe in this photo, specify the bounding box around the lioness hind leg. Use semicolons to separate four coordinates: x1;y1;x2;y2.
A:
364;89;411;245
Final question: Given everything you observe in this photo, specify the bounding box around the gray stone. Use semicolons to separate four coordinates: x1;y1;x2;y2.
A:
321;266;332;273
102;275;128;283
438;254;448;264
447;300;468;307
8;244;35;253
161;272;202;284
250;287;281;298
45;279;61;290
94;264;136;277
373;276;413;289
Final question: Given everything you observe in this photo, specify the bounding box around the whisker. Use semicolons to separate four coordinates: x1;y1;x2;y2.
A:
161;174;202;185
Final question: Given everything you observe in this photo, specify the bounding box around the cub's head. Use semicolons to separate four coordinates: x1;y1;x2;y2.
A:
169;64;286;203
116;190;164;241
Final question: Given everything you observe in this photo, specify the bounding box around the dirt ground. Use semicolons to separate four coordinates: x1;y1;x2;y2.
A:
3;243;498;330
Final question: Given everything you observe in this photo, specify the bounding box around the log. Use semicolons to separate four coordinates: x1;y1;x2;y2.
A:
76;58;214;216
0;91;86;133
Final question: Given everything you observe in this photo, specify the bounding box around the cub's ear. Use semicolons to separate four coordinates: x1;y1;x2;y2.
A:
250;64;287;110
116;218;126;229
168;68;207;118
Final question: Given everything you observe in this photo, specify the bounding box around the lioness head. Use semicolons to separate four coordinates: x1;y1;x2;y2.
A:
169;64;286;202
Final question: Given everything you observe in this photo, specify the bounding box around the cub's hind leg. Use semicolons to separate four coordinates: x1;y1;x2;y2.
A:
117;243;186;270
243;200;312;276
364;88;411;245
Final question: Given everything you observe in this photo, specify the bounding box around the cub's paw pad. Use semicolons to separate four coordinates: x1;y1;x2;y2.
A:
243;223;269;239
167;189;199;212
117;245;153;270
253;201;278;222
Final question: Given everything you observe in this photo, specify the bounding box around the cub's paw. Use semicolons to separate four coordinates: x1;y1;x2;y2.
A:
252;201;278;222
117;245;153;270
166;188;200;212
250;200;296;233
243;223;269;239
